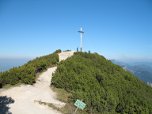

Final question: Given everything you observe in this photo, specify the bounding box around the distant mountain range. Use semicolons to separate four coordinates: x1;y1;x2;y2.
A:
111;60;152;84
0;58;30;72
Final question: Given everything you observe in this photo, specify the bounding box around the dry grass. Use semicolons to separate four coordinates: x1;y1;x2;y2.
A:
36;100;61;112
51;87;72;102
37;100;87;114
51;87;87;114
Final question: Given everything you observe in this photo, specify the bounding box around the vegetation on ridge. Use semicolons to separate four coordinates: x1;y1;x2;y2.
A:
52;52;152;114
0;52;59;88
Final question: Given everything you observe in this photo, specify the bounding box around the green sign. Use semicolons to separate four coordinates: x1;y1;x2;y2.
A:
74;99;86;110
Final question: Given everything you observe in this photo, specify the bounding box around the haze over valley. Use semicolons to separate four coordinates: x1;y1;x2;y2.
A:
0;58;30;72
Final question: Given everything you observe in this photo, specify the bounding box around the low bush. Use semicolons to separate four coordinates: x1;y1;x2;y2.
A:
0;53;59;87
52;52;152;114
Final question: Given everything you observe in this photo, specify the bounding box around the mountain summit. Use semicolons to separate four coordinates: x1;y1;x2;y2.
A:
0;51;152;114
52;52;152;114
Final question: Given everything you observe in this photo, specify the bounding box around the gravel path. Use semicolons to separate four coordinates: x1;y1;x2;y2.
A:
0;67;64;114
0;51;74;114
58;51;74;62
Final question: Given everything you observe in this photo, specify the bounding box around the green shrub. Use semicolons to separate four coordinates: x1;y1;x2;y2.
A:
0;53;59;87
54;49;62;53
52;52;152;114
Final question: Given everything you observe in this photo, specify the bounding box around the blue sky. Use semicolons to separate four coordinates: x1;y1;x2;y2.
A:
0;0;152;61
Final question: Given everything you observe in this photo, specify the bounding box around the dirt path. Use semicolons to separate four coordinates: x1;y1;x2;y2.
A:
58;51;75;62
0;67;64;114
0;51;74;114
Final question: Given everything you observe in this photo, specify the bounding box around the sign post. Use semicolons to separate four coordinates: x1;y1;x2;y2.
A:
73;99;86;114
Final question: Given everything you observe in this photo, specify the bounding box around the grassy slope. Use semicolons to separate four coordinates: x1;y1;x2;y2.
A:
52;52;152;114
0;52;59;87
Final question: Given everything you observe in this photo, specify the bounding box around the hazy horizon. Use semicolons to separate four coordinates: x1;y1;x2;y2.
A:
0;50;152;63
0;52;152;73
0;58;30;72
